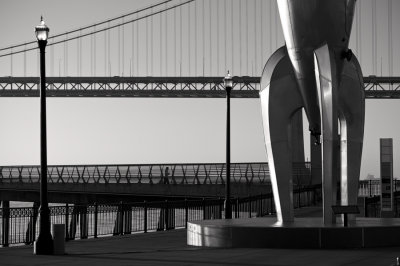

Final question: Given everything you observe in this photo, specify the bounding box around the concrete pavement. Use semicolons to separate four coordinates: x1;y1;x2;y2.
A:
1;206;399;266
0;228;399;266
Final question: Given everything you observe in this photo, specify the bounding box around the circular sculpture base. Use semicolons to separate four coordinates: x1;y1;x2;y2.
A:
187;217;400;248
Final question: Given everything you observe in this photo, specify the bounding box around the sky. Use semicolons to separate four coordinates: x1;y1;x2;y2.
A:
0;0;399;180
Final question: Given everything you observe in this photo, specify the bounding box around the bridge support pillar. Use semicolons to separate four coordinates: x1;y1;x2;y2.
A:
25;202;39;244
1;201;10;247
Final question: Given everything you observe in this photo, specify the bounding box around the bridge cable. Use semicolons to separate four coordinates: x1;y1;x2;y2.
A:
188;1;191;76
0;0;195;58
209;0;212;75
94;26;97;76
174;3;177;76
254;0;257;75
165;2;168;76
0;0;178;53
24;45;27;77
269;0;272;55
122;17;125;76
202;0;205;76
216;1;219;75
275;1;278;49
245;0;248;75
388;0;393;76
224;0;227;74
194;0;197;77
231;0;234;74
239;0;242;75
136;13;139;76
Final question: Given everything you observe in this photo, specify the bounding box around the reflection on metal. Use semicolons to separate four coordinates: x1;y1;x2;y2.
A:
260;0;365;224
0;76;398;98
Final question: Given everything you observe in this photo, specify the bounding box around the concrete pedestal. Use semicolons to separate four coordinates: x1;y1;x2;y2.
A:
187;217;400;249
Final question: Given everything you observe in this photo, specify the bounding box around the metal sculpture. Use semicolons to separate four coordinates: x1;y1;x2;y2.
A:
260;0;365;224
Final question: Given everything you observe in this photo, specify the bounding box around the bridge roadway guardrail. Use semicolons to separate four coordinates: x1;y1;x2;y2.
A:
0;185;321;247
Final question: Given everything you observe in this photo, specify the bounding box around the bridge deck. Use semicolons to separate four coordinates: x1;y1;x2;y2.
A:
0;76;399;98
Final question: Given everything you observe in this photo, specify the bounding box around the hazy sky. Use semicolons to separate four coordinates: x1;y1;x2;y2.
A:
0;0;399;180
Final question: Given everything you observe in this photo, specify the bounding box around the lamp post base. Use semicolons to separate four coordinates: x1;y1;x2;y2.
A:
34;233;54;255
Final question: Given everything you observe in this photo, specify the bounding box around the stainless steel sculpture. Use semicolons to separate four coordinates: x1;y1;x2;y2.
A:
260;0;364;224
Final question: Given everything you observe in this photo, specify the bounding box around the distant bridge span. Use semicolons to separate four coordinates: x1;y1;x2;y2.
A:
0;76;399;98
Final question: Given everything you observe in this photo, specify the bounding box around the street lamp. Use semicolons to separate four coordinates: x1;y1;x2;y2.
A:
224;71;233;219
34;16;53;255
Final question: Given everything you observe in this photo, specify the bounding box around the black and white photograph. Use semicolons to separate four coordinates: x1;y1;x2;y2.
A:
0;0;400;265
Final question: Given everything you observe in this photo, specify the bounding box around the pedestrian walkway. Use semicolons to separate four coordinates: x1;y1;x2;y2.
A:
0;206;399;266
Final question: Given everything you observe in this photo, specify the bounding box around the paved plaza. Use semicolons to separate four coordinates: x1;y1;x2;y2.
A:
1;207;399;266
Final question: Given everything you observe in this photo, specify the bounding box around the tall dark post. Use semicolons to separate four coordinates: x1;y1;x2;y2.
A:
34;17;53;255
224;72;233;219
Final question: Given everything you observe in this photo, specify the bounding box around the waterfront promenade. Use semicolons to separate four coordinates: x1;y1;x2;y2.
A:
0;207;399;266
0;228;398;266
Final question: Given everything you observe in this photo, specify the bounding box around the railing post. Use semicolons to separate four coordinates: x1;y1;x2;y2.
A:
248;196;252;218
313;186;316;205
235;198;239;218
184;199;188;229
202;198;206;220
119;201;124;235
219;197;223;218
94;202;98;238
65;203;69;241
165;200;169;230
25;202;39;245
143;201;147;233
124;203;132;234
80;205;89;239
298;186;302;208
1;201;10;247
269;193;273;214
369;180;372;197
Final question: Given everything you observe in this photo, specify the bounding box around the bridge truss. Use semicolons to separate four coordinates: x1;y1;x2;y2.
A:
0;76;399;98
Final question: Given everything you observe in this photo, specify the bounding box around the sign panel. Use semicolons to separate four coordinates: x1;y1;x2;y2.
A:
380;138;393;212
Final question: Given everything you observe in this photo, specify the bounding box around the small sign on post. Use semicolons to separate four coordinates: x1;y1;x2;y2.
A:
380;138;394;218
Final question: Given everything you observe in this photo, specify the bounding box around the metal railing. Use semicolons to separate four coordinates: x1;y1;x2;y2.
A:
0;162;313;185
364;191;400;218
358;179;400;197
0;184;321;247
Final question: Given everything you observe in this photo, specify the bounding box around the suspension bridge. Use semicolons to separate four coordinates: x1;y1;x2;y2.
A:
0;0;399;203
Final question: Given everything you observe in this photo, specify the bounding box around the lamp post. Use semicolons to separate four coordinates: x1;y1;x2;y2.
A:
34;16;53;255
224;71;233;219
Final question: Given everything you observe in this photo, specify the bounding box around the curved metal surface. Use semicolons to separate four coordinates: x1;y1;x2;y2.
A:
260;0;364;225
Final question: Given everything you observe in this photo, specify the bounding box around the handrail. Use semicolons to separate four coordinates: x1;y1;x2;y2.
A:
0;162;314;185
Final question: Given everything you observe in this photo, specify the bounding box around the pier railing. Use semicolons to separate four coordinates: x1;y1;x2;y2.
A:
358;179;400;197
0;162;317;185
363;191;400;218
0;184;321;247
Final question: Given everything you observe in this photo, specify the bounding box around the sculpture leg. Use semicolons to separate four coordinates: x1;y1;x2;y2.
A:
260;47;303;223
314;44;339;225
338;56;365;223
